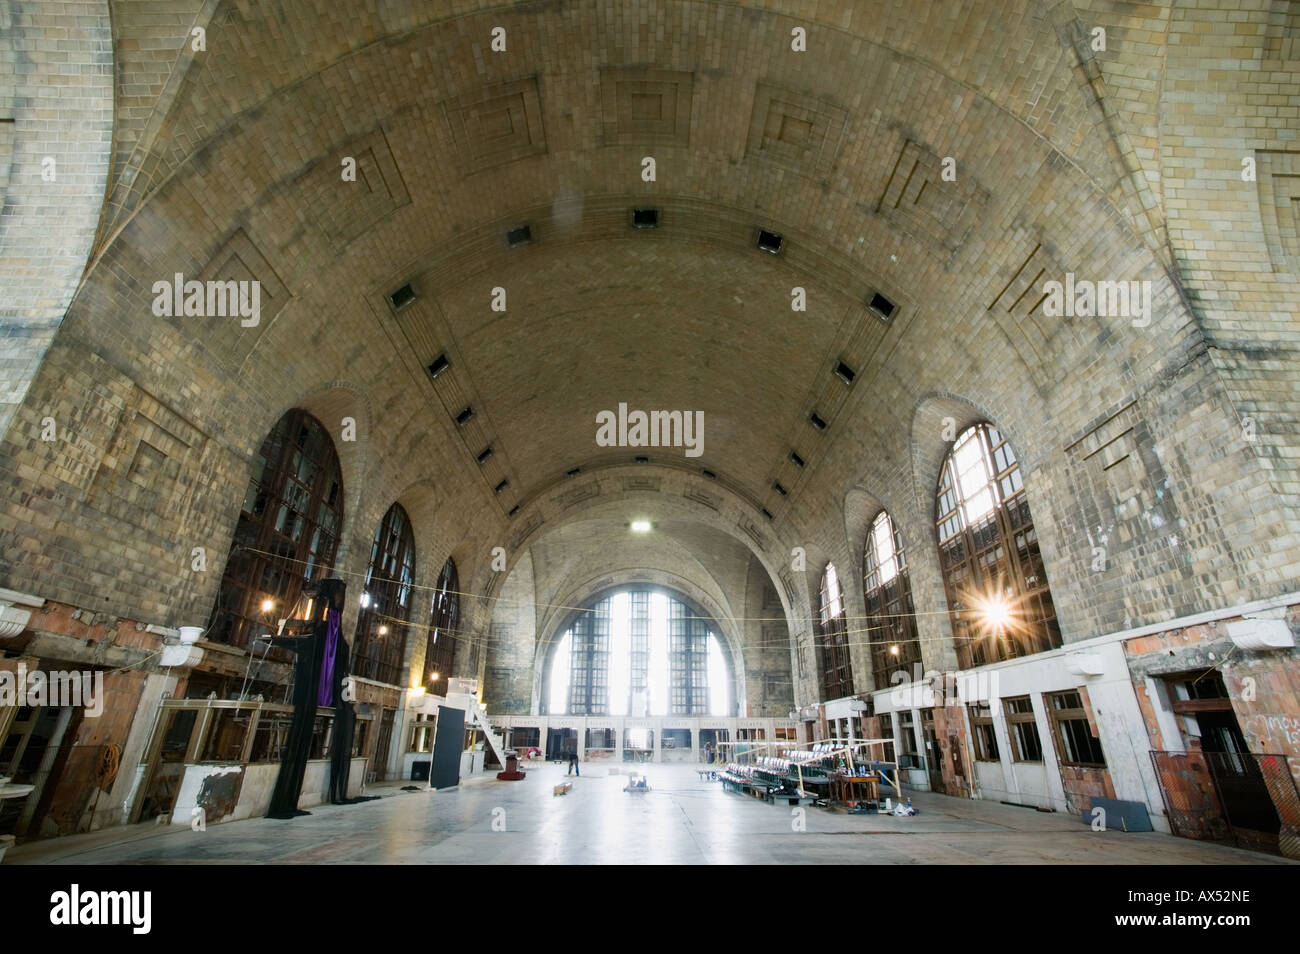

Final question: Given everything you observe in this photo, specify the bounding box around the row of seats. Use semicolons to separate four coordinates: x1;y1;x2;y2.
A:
719;762;758;782
781;744;837;764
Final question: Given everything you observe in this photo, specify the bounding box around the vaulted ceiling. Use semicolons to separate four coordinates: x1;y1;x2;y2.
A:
70;0;1186;520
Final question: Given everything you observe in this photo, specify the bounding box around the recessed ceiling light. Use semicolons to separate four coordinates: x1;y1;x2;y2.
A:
630;520;652;533
389;283;416;310
757;229;783;254
869;292;896;320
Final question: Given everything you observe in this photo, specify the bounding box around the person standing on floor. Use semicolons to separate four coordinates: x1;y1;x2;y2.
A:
567;748;580;776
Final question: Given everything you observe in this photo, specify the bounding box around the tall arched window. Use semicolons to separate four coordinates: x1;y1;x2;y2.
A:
934;422;1061;668
818;563;854;700
353;503;415;685
424;558;459;691
863;511;922;690
209;409;344;650
546;588;731;716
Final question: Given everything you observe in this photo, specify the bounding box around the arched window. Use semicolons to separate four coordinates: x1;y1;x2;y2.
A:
934;422;1061;668
863;511;922;690
818;563;854;700
209;409;344;650
352;503;415;685
546;588;731;716
424;558;459;691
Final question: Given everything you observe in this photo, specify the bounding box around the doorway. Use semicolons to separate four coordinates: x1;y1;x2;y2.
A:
132;707;199;823
372;707;396;782
1164;671;1286;854
0;703;79;838
546;727;577;761
921;709;945;792
699;728;729;763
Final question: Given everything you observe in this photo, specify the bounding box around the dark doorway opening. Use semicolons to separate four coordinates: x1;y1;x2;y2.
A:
546;727;577;761
1151;671;1291;856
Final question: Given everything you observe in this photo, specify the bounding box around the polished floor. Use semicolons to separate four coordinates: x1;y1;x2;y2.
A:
6;764;1290;865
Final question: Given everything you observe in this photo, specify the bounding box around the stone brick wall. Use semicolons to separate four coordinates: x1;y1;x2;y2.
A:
482;549;536;712
0;1;114;436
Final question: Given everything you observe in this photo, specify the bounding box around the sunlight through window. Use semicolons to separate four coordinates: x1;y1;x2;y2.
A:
609;591;630;715
708;635;727;716
548;630;571;714
548;588;728;716
649;591;670;716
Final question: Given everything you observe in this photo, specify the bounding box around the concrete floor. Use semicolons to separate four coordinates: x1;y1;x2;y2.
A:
5;764;1290;865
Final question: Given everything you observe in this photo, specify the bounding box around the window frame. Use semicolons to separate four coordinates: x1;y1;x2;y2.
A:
352;503;416;687
208;409;344;652
1045;690;1106;768
863;511;922;691
968;702;1000;762
818;562;854;700
547;587;729;717
424;558;459;691
1003;695;1043;762
933;422;1061;669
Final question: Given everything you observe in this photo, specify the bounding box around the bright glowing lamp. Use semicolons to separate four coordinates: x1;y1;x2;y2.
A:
630;520;652;533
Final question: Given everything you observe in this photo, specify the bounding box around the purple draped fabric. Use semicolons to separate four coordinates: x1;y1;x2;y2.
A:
317;608;341;706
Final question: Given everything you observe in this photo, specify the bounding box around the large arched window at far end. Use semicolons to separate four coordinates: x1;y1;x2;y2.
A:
818;563;854;700
863;511;922;691
546;589;732;717
935;422;1061;669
